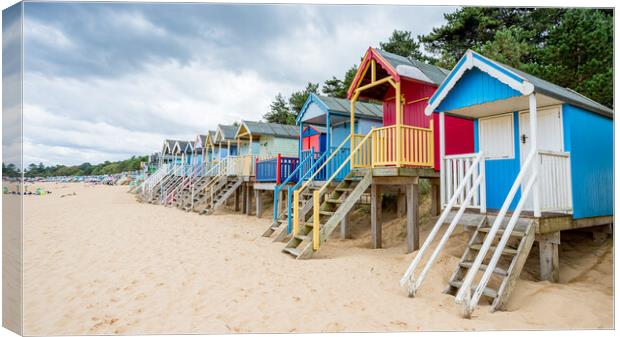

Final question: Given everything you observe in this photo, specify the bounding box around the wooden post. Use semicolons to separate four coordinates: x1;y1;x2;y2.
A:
255;189;263;218
529;93;541;217
430;178;441;216
242;183;249;214
371;184;382;249
406;183;419;253
340;192;351;239
397;187;406;217
277;189;284;215
234;186;240;212
538;232;560;282
439;112;445;206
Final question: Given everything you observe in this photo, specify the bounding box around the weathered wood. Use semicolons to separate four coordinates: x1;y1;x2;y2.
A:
340;210;351;239
397;188;406;217
406;183;419;253
234;187;240;212
372;176;418;185
538;232;560;282
592;231;608;244
493;220;536;311
255;189;263;218
537;215;613;234
371;167;439;178
430;178;441;216
371;183;382;249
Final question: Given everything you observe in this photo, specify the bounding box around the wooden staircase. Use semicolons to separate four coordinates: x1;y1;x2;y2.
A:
262;183;327;242
198;177;243;215
282;171;372;259
445;215;535;312
175;174;213;211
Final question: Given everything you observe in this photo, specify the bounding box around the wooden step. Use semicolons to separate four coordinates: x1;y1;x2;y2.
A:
458;262;508;276
294;234;310;241
478;227;525;238
449;281;498;298
283;247;301;257
469;244;518;256
325;198;342;204
319;210;334;216
335;187;354;192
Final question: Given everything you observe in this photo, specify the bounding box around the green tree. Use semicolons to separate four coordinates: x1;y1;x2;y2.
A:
322;65;358;98
288;82;319;115
420;8;612;108
263;93;294;125
380;30;428;61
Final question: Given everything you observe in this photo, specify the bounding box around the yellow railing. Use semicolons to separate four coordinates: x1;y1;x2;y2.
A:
352;134;372;168
312;131;373;250
371;124;434;168
292;134;352;236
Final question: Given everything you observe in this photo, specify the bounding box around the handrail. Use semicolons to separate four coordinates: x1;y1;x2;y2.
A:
455;149;537;306
288;150;328;233
190;157;228;210
273;154;312;221
292;134;352;235
400;152;483;296
465;172;537;317
311;131;373;249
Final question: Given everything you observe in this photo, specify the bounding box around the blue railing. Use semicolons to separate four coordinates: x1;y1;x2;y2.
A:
256;155;300;183
272;155;312;222
256;157;278;182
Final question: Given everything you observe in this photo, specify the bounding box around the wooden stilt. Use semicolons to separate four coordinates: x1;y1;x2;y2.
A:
430;178;441;216
255;189;263;218
406;183;419;253
234;187;240;212
397;187;406;217
538;232;560;282
371;184;382;249
340;210;351;239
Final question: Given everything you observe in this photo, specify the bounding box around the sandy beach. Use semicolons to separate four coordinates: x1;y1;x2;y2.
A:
19;182;612;334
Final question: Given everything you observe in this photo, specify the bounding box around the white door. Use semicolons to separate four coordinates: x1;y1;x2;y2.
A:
519;106;563;210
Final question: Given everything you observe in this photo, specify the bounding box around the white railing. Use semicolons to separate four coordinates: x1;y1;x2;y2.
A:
226;155;256;176
142;164;170;196
400;152;485;297
443;153;486;211
538;150;572;212
158;164;188;202
455;150;538;318
190;157;229;210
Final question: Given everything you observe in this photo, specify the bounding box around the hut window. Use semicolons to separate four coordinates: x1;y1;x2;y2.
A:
479;114;514;160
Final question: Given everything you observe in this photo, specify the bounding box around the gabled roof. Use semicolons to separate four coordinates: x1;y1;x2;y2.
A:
425;50;613;118
347;47;448;99
173;140;190;154
195;134;208;149
236;121;298;139
162;139;181;155
296;93;383;124
215;124;237;142
376;49;449;85
183;141;195;153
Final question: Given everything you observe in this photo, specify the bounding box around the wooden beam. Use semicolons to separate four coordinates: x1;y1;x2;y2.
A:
355;75;394;93
255;189;263;218
371;184;382;249
406;183;419;253
538;232;560;282
234;187;240;212
430;178;441;216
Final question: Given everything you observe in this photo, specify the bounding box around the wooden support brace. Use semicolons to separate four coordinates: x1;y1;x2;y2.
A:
371;184;382;249
538;232;560;282
255;189;263;218
406;183;419;253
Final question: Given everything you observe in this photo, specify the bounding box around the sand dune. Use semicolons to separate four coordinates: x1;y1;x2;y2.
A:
20;183;612;335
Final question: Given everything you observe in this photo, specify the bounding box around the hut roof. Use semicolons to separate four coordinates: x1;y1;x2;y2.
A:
236;121;298;139
215;125;238;142
297;94;383;124
425;49;613;118
376;49;449;85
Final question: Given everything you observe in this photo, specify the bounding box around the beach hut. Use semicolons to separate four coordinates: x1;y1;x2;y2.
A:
194;134;208;166
213;124;238;160
160;139;178;166
282;48;475;259
296;93;383;181
401;50;613;317
232;121;300;219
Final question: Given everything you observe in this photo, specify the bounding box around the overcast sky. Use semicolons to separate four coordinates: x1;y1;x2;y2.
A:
11;2;456;166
